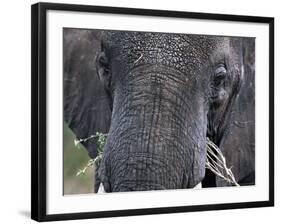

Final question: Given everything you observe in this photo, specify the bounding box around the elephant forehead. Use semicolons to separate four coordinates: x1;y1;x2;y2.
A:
103;31;227;73
104;31;224;55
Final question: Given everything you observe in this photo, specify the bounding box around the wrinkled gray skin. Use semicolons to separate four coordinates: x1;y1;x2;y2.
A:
64;29;255;192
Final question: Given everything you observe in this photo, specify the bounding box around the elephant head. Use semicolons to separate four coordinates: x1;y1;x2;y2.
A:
63;29;255;192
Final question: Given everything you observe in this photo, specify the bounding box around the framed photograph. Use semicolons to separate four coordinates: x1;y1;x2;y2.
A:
31;2;274;222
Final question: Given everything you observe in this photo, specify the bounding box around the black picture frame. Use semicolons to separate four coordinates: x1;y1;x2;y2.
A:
31;2;274;222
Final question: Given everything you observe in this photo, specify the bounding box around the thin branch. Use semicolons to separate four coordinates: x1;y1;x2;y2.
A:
206;138;239;186
74;133;108;147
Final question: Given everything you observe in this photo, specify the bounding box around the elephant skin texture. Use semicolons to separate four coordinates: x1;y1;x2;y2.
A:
63;28;255;192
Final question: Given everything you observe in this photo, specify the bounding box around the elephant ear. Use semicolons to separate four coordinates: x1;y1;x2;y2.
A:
63;29;112;158
216;37;255;186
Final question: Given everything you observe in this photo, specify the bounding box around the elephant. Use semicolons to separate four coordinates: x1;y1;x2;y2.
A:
63;28;255;193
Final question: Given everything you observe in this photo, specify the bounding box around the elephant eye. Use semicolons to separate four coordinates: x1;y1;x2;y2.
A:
213;65;227;86
215;66;226;75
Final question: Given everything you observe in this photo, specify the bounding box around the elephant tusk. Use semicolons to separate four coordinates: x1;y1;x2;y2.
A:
97;183;106;194
193;182;202;189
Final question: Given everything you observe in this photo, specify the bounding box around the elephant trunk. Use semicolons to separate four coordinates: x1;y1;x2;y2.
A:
98;65;207;192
